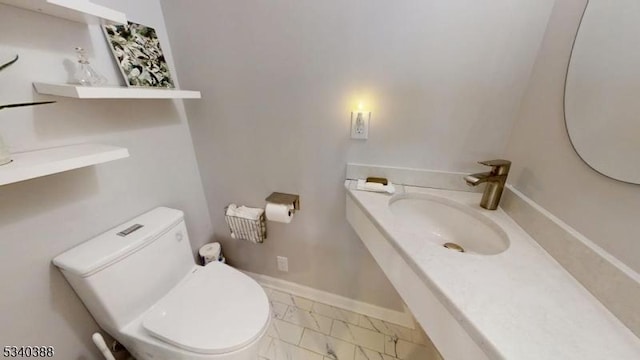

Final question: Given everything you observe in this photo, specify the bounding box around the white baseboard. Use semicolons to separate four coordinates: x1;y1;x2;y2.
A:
243;270;415;329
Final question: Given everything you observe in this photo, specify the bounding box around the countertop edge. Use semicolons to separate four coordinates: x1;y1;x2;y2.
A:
344;185;504;359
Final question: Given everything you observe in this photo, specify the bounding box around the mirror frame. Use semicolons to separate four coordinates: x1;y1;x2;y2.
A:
563;0;640;185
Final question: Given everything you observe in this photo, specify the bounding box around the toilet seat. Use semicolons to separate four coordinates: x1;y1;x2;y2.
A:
142;262;270;355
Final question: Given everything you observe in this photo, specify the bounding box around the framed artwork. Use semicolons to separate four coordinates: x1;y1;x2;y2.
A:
102;21;175;88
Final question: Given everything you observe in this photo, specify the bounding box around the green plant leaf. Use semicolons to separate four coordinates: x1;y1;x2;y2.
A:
0;55;56;111
0;101;56;111
0;55;19;73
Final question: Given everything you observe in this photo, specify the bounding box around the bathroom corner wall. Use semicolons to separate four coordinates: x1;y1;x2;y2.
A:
160;0;555;310
504;0;640;275
0;1;211;358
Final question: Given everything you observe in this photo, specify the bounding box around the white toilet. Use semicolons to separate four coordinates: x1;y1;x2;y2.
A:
53;207;271;360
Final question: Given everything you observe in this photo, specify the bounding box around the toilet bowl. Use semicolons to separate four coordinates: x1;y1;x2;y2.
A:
53;207;270;360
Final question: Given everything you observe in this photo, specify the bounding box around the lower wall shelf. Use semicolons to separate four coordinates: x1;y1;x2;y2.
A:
0;144;130;186
33;83;201;99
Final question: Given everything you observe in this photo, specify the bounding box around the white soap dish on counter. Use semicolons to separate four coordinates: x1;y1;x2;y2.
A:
356;179;396;194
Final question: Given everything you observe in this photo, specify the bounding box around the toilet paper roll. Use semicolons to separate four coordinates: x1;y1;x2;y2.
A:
199;242;221;264
265;202;294;223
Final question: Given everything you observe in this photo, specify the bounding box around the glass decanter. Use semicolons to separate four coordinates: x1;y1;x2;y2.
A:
74;47;107;87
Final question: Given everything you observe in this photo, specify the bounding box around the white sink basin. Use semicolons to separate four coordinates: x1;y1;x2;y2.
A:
389;193;509;255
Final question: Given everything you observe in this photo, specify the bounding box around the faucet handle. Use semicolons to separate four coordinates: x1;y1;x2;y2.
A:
478;159;511;175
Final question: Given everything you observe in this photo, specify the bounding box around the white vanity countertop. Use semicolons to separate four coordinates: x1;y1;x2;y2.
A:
346;182;640;360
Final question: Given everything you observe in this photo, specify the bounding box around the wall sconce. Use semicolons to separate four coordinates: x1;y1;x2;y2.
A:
350;103;370;140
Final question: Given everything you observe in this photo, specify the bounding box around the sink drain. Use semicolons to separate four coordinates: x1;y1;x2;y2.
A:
443;242;465;252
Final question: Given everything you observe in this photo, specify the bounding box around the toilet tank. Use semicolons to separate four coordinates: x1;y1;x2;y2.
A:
53;207;195;334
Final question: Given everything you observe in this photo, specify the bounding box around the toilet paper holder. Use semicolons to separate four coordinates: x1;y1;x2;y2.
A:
265;192;300;213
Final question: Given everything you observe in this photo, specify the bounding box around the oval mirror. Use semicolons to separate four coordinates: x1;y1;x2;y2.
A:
565;0;640;184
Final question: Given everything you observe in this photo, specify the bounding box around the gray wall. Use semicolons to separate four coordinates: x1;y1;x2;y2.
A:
505;0;640;274
0;1;211;358
161;0;555;309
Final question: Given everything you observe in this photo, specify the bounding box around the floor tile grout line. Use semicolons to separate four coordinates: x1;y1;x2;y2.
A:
354;344;401;360
277;312;411;353
265;286;405;326
298;325;394;359
270;296;414;334
329;318;336;337
266;290;394;323
272;298;408;334
266;287;433;359
270;301;428;351
297;327;333;359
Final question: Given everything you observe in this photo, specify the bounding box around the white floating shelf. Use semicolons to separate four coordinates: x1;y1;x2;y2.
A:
0;0;126;24
34;83;202;99
0;144;129;186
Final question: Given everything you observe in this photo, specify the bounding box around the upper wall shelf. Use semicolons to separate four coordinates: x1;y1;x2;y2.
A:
0;143;129;186
33;83;202;99
0;0;126;24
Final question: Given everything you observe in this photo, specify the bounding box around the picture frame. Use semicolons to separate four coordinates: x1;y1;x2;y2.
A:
102;21;175;88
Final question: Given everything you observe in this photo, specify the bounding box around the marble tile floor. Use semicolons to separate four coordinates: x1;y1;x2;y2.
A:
258;286;443;360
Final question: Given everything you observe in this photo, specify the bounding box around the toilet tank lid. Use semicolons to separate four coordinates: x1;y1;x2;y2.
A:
53;207;184;277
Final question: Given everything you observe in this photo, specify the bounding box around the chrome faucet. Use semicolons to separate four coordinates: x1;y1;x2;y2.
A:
464;160;511;210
